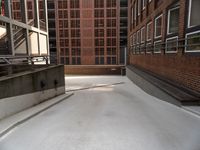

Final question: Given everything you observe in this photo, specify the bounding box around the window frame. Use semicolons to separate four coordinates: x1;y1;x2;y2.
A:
138;0;141;16
165;36;178;53
146;42;152;54
146;21;152;41
154;40;162;53
154;14;163;39
141;26;145;43
167;6;179;35
185;30;200;52
142;0;146;10
188;0;200;28
137;30;140;44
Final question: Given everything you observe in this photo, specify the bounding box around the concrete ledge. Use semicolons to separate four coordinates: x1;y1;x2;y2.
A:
126;66;181;106
0;86;65;120
65;65;125;75
0;93;73;138
0;65;65;99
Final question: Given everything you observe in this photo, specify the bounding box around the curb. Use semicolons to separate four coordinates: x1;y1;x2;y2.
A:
0;93;74;138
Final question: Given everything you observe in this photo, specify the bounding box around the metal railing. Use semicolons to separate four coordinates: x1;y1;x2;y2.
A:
130;36;200;55
0;55;49;77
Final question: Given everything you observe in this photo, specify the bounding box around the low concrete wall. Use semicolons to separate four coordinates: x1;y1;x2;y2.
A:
126;66;181;106
0;65;65;120
65;65;125;75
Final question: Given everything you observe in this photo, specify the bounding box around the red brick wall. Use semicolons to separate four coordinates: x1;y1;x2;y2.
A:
128;0;200;92
65;65;122;75
130;55;200;92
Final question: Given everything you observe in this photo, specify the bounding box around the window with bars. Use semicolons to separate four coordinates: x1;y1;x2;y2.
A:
95;29;104;37
70;20;80;28
107;19;116;27
106;9;116;18
95;39;104;46
107;38;116;46
106;0;116;8
70;10;80;18
107;29;116;37
107;57;116;64
71;29;80;37
71;39;81;47
94;9;104;18
94;0;104;8
95;48;104;55
107;48;116;55
70;0;79;8
95;19;104;27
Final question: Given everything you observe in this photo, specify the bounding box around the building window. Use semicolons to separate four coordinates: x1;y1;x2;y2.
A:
165;37;178;53
138;0;141;16
106;0;116;8
107;57;116;65
188;0;200;27
133;33;136;45
95;0;104;8
155;14;163;38
146;22;152;41
137;30;140;44
146;42;152;53
167;6;179;34
141;27;145;43
134;3;137;22
142;0;147;10
185;31;200;52
154;40;162;53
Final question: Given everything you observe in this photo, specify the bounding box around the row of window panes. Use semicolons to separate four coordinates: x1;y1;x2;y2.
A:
94;19;117;27
60;39;81;47
94;0;116;8
95;57;116;65
130;32;200;53
60;48;81;56
95;39;116;46
95;48;116;55
58;10;80;18
94;9;117;18
60;57;81;65
59;20;80;28
95;29;116;37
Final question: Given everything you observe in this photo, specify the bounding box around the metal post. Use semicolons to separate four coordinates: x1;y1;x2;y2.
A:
7;0;15;56
124;47;127;66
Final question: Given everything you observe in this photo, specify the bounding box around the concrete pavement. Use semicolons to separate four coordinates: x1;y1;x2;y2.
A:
0;76;200;150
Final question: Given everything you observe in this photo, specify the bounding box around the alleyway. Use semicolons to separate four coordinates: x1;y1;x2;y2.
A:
0;76;200;150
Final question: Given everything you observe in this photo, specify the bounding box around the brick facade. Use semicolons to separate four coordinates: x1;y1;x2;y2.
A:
55;0;127;66
128;0;200;92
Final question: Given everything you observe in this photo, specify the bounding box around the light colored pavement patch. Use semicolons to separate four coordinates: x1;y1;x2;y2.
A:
0;76;200;150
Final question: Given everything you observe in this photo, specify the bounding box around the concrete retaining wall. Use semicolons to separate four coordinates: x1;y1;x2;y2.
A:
0;65;65;120
126;66;181;106
65;65;125;75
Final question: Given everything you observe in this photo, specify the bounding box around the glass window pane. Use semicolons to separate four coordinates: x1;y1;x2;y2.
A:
190;0;200;27
186;32;200;51
169;8;179;34
155;15;162;37
166;38;178;52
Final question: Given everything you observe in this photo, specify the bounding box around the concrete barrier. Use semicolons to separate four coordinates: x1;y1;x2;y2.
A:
0;65;65;120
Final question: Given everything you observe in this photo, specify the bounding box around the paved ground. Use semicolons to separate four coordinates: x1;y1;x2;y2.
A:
0;76;200;150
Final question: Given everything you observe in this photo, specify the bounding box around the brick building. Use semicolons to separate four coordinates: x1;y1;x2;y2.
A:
128;0;200;92
53;0;127;68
